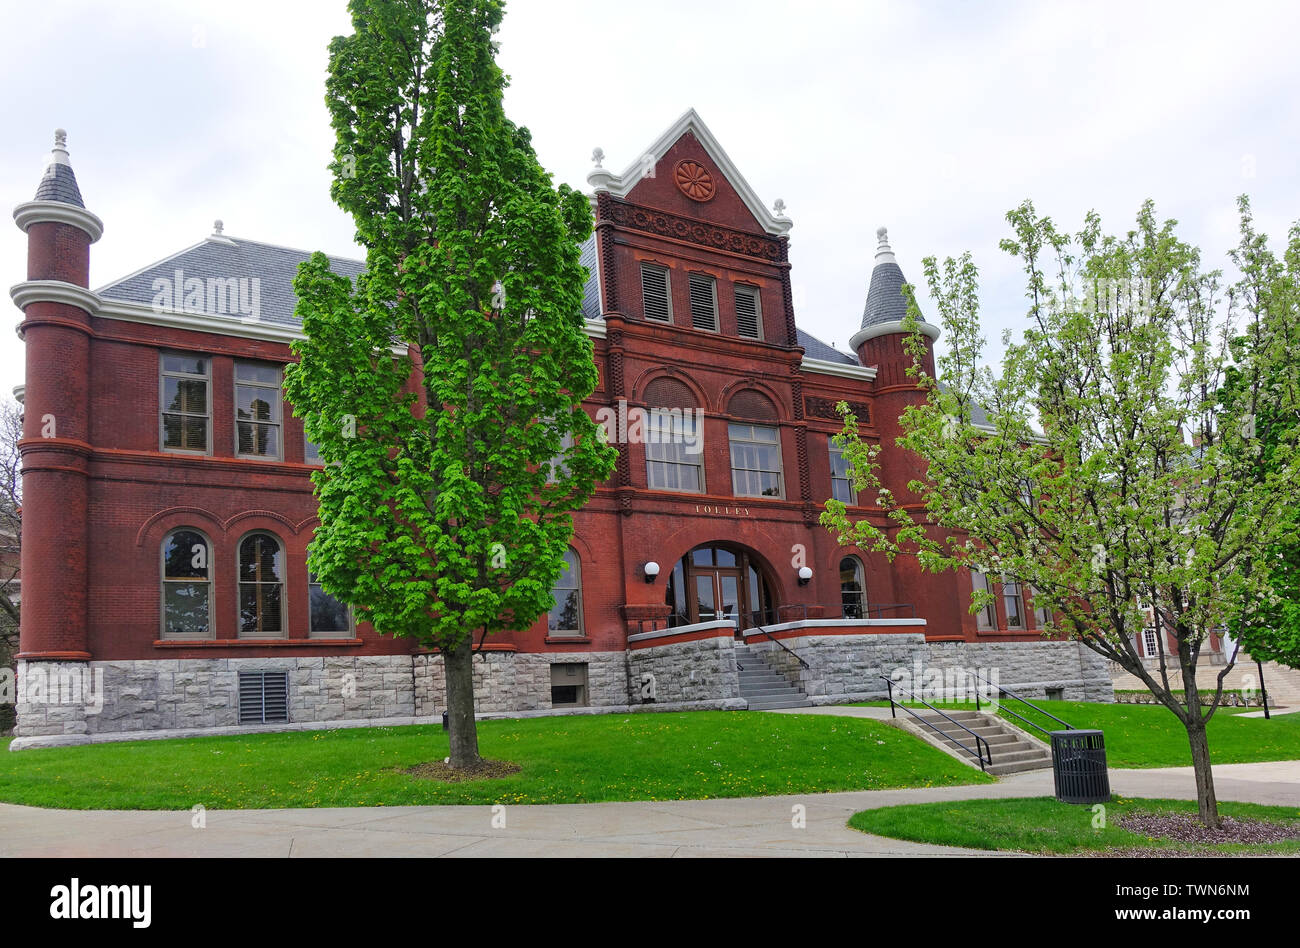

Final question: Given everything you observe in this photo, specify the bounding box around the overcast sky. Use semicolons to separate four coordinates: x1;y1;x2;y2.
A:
2;0;1297;402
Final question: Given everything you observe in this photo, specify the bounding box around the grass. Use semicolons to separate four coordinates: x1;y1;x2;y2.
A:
849;795;1300;854
857;699;1300;768
0;711;990;810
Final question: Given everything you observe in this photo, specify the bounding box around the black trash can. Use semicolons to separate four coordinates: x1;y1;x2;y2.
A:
1050;729;1110;804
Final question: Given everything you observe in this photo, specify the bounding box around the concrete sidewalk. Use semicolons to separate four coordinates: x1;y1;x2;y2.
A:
2;760;1295;858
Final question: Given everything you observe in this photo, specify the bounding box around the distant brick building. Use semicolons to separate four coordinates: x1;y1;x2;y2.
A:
9;115;1111;747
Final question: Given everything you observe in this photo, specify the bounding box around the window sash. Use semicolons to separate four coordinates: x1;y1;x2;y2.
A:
309;575;352;637
160;356;211;453
1002;576;1024;629
829;444;856;504
729;424;783;498
548;553;583;636
972;570;997;630
645;411;703;492
234;364;283;459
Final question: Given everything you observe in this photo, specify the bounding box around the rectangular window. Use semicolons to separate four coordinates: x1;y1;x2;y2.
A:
641;264;672;322
1030;586;1051;629
304;434;322;466
688;273;718;331
829;441;856;504
550;663;589;708
238;670;289;724
972;570;997;630
309;573;352;637
1143;627;1159;658
235;362;282;459
546;429;575;485
645;409;704;492
734;284;762;339
1002;575;1024;629
728;423;784;498
160;353;210;453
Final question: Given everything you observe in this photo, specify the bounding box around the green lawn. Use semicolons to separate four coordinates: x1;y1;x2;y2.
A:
849;795;1300;854
0;711;989;810
860;699;1300;768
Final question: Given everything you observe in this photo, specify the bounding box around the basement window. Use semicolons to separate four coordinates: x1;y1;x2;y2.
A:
238;670;289;724
550;663;589;708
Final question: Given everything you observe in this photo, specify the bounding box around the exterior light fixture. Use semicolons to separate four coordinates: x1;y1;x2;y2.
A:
797;566;813;586
644;561;661;583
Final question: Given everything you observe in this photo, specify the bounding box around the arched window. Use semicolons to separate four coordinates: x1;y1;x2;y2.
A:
548;548;583;637
162;529;212;639
309;572;352;637
840;556;867;619
727;390;783;498
643;377;703;493
239;533;285;637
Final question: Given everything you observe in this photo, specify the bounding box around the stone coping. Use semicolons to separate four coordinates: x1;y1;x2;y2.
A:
741;619;927;638
627;620;735;644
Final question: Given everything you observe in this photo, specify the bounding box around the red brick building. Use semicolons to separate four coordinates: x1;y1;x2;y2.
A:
9;115;1111;747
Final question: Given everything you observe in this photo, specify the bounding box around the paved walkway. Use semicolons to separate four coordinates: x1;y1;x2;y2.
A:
2;759;1295;858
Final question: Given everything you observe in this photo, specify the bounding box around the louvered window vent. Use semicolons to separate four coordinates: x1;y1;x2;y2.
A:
238;670;289;724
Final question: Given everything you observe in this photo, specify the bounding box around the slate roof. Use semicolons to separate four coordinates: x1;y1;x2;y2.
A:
98;235;862;372
796;328;856;364
34;162;85;207
97;237;366;327
861;260;910;328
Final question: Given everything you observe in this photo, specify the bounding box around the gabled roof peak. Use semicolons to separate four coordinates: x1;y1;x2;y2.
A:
587;108;792;237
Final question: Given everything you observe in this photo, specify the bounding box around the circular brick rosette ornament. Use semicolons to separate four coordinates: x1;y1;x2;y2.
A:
674;160;716;202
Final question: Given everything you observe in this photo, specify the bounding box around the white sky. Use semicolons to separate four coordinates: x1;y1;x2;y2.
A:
2;0;1297;401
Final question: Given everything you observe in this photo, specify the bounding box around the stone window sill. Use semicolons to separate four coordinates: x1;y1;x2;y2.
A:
153;638;364;648
545;636;590;645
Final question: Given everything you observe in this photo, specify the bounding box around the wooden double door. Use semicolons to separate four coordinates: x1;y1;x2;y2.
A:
676;545;774;630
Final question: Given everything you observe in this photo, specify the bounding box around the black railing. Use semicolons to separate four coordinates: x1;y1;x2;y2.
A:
881;676;992;771
744;620;811;670
972;671;1074;738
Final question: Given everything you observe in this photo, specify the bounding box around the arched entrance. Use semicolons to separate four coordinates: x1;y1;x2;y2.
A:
664;543;776;631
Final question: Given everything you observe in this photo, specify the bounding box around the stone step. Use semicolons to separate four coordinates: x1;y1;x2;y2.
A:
741;686;802;698
747;697;813;709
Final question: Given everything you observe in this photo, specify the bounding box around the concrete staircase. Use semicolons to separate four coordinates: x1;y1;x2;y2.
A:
736;644;812;710
906;709;1054;776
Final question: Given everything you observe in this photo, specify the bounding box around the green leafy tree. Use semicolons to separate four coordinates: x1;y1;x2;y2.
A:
283;0;617;768
1219;209;1300;670
822;198;1300;826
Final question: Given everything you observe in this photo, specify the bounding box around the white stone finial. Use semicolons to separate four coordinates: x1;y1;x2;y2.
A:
773;198;787;217
213;219;224;236
591;147;605;169
874;226;896;265
49;128;71;166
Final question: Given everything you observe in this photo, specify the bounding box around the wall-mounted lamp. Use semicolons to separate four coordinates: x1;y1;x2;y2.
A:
797;566;813;586
644;561;661;584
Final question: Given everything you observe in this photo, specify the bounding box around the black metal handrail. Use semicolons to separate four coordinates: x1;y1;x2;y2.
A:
881;676;992;771
972;671;1074;737
742;617;811;670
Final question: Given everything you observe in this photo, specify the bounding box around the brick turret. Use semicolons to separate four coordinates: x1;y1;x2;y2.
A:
11;130;103;662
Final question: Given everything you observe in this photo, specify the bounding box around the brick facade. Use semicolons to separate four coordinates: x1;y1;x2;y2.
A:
9;118;1109;747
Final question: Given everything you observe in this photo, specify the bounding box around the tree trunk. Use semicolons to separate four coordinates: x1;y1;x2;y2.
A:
444;638;481;769
1181;669;1220;828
